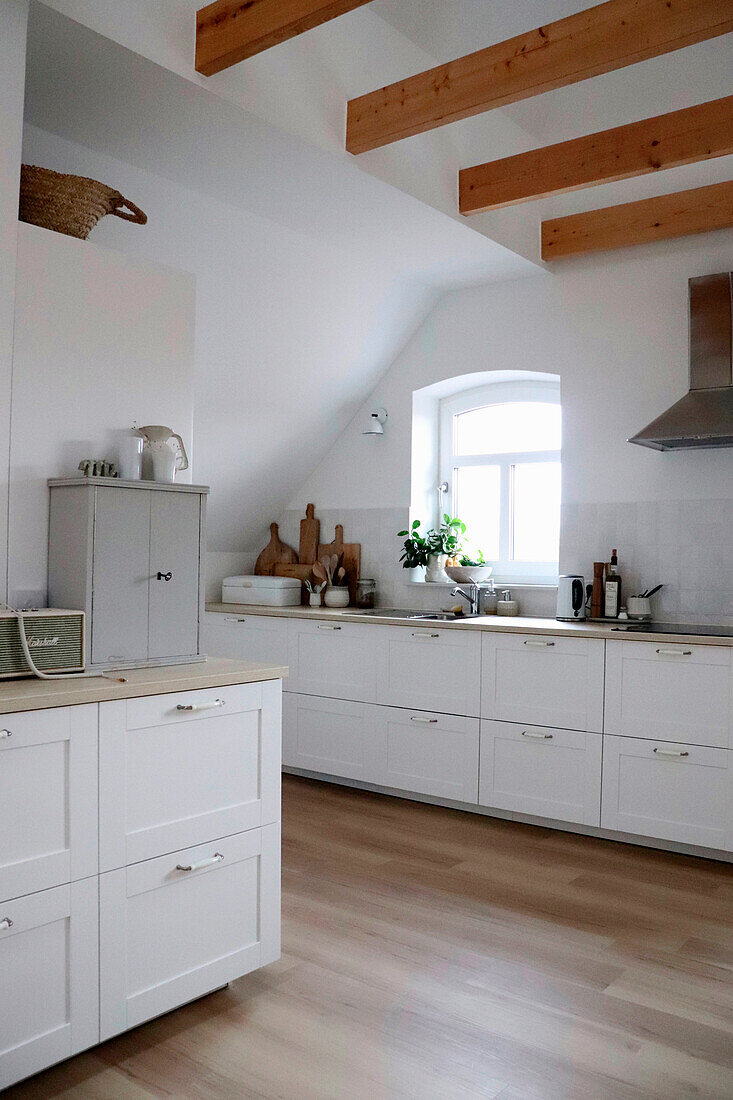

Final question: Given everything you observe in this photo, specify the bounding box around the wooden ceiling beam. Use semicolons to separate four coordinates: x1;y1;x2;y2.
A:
460;95;733;215
196;0;372;76
541;179;733;260
346;0;733;154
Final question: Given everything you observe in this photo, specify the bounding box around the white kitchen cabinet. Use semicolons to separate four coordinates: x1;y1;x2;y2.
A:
0;879;98;1091
604;640;733;747
48;479;208;669
602;735;733;849
377;626;481;717
99;824;280;1041
283;692;382;783
203;611;289;667
0;705;97;902
377;705;479;802
481;633;605;732
99;680;281;871
287;619;378;702
479;720;601;826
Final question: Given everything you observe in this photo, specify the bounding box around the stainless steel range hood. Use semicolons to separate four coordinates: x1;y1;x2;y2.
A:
628;272;733;451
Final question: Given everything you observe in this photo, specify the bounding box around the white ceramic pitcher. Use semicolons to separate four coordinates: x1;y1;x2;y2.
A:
139;425;189;483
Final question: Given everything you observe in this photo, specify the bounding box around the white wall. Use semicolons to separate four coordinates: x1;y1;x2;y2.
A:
288;232;733;621
9;223;195;605
0;0;29;601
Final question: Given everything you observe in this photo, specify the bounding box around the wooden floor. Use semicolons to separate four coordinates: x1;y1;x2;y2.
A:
8;775;733;1100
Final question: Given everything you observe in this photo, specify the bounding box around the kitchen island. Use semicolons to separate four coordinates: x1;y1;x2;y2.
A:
0;657;286;1091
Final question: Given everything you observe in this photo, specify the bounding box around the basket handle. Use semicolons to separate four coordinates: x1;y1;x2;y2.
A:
111;197;147;225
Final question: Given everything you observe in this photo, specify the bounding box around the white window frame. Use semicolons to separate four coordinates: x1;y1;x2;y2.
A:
439;380;561;584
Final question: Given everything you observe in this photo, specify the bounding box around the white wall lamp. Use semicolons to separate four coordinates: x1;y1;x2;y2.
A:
363;407;388;436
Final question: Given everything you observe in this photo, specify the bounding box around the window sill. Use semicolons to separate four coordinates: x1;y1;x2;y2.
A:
403;579;558;591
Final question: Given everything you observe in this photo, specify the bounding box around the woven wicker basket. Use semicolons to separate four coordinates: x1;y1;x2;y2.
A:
19;165;147;240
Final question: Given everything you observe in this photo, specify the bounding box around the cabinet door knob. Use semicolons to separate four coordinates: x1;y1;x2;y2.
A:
156;571;173;582
0;729;11;739
0;918;13;931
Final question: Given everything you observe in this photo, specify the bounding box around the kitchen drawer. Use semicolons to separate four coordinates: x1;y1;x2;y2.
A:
99;824;280;1040
482;633;605;732
283;693;383;783
601;735;733;850
377;705;479;802
124;681;266;730
0;705;97;902
99;680;281;870
287;619;378;702
0;879;98;1091
605;640;733;747
377;627;481;717
479;720;601;826
203;611;289;668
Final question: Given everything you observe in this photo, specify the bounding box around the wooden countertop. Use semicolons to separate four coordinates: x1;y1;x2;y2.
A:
206;602;733;647
0;657;288;714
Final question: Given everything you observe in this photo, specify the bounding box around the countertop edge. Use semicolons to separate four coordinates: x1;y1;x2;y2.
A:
0;657;288;714
205;603;733;647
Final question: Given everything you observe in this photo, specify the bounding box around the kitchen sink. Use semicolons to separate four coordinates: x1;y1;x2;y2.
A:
353;608;480;621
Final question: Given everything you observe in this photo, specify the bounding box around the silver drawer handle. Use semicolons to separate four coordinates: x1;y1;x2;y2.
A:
224;616;247;623
411;632;440;639
0;918;13;931
317;624;342;631
176;852;224;872
0;729;11;739
523;640;555;647
410;716;438;724
653;747;689;758
521;730;553;740
656;648;692;656
176;699;225;712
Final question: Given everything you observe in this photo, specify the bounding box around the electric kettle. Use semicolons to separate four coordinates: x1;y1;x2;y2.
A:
138;425;189;483
556;574;586;621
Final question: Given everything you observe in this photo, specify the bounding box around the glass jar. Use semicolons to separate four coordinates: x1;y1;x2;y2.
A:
356;578;377;609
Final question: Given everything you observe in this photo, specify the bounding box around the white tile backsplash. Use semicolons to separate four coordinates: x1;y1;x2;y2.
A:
560;498;733;626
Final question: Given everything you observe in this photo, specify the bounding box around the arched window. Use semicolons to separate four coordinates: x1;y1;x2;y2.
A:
439;380;561;582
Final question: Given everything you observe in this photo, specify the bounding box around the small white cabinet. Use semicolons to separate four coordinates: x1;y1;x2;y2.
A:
283;693;382;783
602;735;733;849
48;479;208;668
479;720;601;826
605;640;733;747
482;633;605;732
100;824;280;1040
377;626;481;717
378;706;479;802
204;611;289;667
287;619;378;702
0;705;97;902
0;879;99;1091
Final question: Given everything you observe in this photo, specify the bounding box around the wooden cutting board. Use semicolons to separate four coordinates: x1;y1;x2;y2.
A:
299;504;320;565
254;523;297;576
318;524;361;604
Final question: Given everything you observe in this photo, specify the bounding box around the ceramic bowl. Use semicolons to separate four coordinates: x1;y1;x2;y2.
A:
445;565;494;584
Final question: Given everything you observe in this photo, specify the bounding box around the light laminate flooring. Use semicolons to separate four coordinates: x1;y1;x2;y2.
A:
7;775;733;1100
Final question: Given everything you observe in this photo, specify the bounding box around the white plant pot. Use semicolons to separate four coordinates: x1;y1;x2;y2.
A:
324;586;350;607
425;554;450;583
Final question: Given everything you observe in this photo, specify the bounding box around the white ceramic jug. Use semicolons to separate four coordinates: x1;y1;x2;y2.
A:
139;425;189;484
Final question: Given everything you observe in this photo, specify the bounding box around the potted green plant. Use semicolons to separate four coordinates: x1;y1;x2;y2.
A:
397;516;467;583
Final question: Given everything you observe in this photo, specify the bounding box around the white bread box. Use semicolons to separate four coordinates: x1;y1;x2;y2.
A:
222;574;301;606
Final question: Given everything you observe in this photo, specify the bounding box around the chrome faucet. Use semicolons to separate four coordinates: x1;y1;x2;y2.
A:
452;581;481;615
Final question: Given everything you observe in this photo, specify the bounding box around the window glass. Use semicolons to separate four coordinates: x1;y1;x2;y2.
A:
454;402;561;456
512;461;561;563
453;465;501;560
